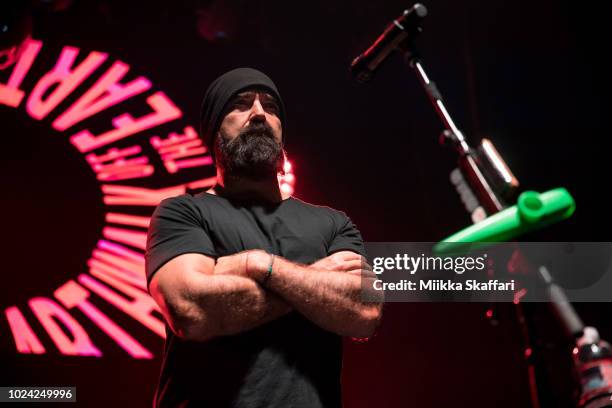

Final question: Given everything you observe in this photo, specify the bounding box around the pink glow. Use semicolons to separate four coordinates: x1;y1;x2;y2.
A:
53;61;152;131
91;250;144;273
283;173;295;184
88;258;147;291
283;160;292;173
102;183;187;206
55;280;152;359
86;144;142;163
92;242;145;279
102;227;147;250
91;239;147;291
0;39;42;108
513;288;528;305
280;183;293;195
278;156;296;195
277;156;296;196
150;126;213;173
186;176;217;190
29;297;102;356
105;213;151;228
98;239;144;265
4;306;46;354
26;47;108;120
70;92;182;153
78;274;165;338
157;140;206;157
86;145;154;181
150;125;200;150
164;156;213;173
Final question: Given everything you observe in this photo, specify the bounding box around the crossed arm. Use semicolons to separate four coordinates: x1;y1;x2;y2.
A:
149;250;383;342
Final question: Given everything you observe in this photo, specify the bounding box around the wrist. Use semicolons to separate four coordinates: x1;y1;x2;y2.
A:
246;250;271;281
261;254;276;287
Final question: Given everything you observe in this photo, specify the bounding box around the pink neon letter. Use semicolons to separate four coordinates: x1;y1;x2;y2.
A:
150;126;213;173
70;92;182;152
103;227;147;250
28;297;102;356
102;183;187;206
0;39;42;108
4;306;46;354
105;213;151;228
55;280;152;358
100;178;216;207
89;238;148;291
86;145;154;181
53;61;152;131
78;274;165;338
26;46;108;120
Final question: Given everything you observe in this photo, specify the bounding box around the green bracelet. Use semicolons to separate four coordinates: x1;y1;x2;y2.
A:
262;254;275;286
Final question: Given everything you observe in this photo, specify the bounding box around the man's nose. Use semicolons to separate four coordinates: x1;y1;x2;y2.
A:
249;98;266;122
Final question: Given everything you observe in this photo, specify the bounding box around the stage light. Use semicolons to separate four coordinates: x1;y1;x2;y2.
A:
283;173;295;184
283;160;292;173
280;183;293;195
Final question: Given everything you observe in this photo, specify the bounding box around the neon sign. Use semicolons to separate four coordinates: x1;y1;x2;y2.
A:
0;39;295;359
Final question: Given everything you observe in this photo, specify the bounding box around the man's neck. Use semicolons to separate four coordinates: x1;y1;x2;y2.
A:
210;169;289;204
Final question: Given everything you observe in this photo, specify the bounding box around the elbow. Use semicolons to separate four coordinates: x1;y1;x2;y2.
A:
176;323;215;342
172;315;218;342
166;301;219;342
350;304;383;339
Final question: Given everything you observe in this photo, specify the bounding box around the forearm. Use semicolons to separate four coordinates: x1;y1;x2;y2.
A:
252;255;383;338
180;273;291;341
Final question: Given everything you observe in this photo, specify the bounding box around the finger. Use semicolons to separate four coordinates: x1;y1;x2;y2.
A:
344;252;362;261
332;252;360;262
353;261;373;272
336;259;365;271
346;269;378;279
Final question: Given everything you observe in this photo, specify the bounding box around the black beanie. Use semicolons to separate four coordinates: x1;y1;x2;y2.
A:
199;67;286;162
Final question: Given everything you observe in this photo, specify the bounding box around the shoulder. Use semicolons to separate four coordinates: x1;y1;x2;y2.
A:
155;192;222;213
154;193;197;214
288;196;352;226
151;193;214;227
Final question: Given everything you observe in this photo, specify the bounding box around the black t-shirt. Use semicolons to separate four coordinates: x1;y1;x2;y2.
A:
145;192;366;408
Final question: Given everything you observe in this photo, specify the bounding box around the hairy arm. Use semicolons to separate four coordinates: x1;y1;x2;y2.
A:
149;251;291;342
247;250;383;338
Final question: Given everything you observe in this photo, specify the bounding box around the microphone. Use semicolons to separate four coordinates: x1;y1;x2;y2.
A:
350;3;427;83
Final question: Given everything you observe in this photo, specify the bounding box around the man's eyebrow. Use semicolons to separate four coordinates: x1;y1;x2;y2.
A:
235;91;277;101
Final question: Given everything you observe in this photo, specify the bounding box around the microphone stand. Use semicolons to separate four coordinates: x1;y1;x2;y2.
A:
404;47;546;408
357;4;612;407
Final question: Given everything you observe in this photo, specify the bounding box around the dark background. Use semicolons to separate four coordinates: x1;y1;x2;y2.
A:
0;0;608;407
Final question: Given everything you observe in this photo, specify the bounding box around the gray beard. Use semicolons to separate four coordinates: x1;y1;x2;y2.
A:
215;124;283;180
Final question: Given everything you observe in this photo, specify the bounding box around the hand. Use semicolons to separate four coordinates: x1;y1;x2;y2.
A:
214;250;270;280
214;251;251;277
310;251;373;276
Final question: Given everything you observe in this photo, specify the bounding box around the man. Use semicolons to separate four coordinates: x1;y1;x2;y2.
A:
146;67;382;408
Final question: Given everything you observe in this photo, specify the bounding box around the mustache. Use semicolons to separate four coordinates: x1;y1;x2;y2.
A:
238;122;276;140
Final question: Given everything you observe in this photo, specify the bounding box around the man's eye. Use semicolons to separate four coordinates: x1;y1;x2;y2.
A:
233;101;250;110
264;103;279;114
